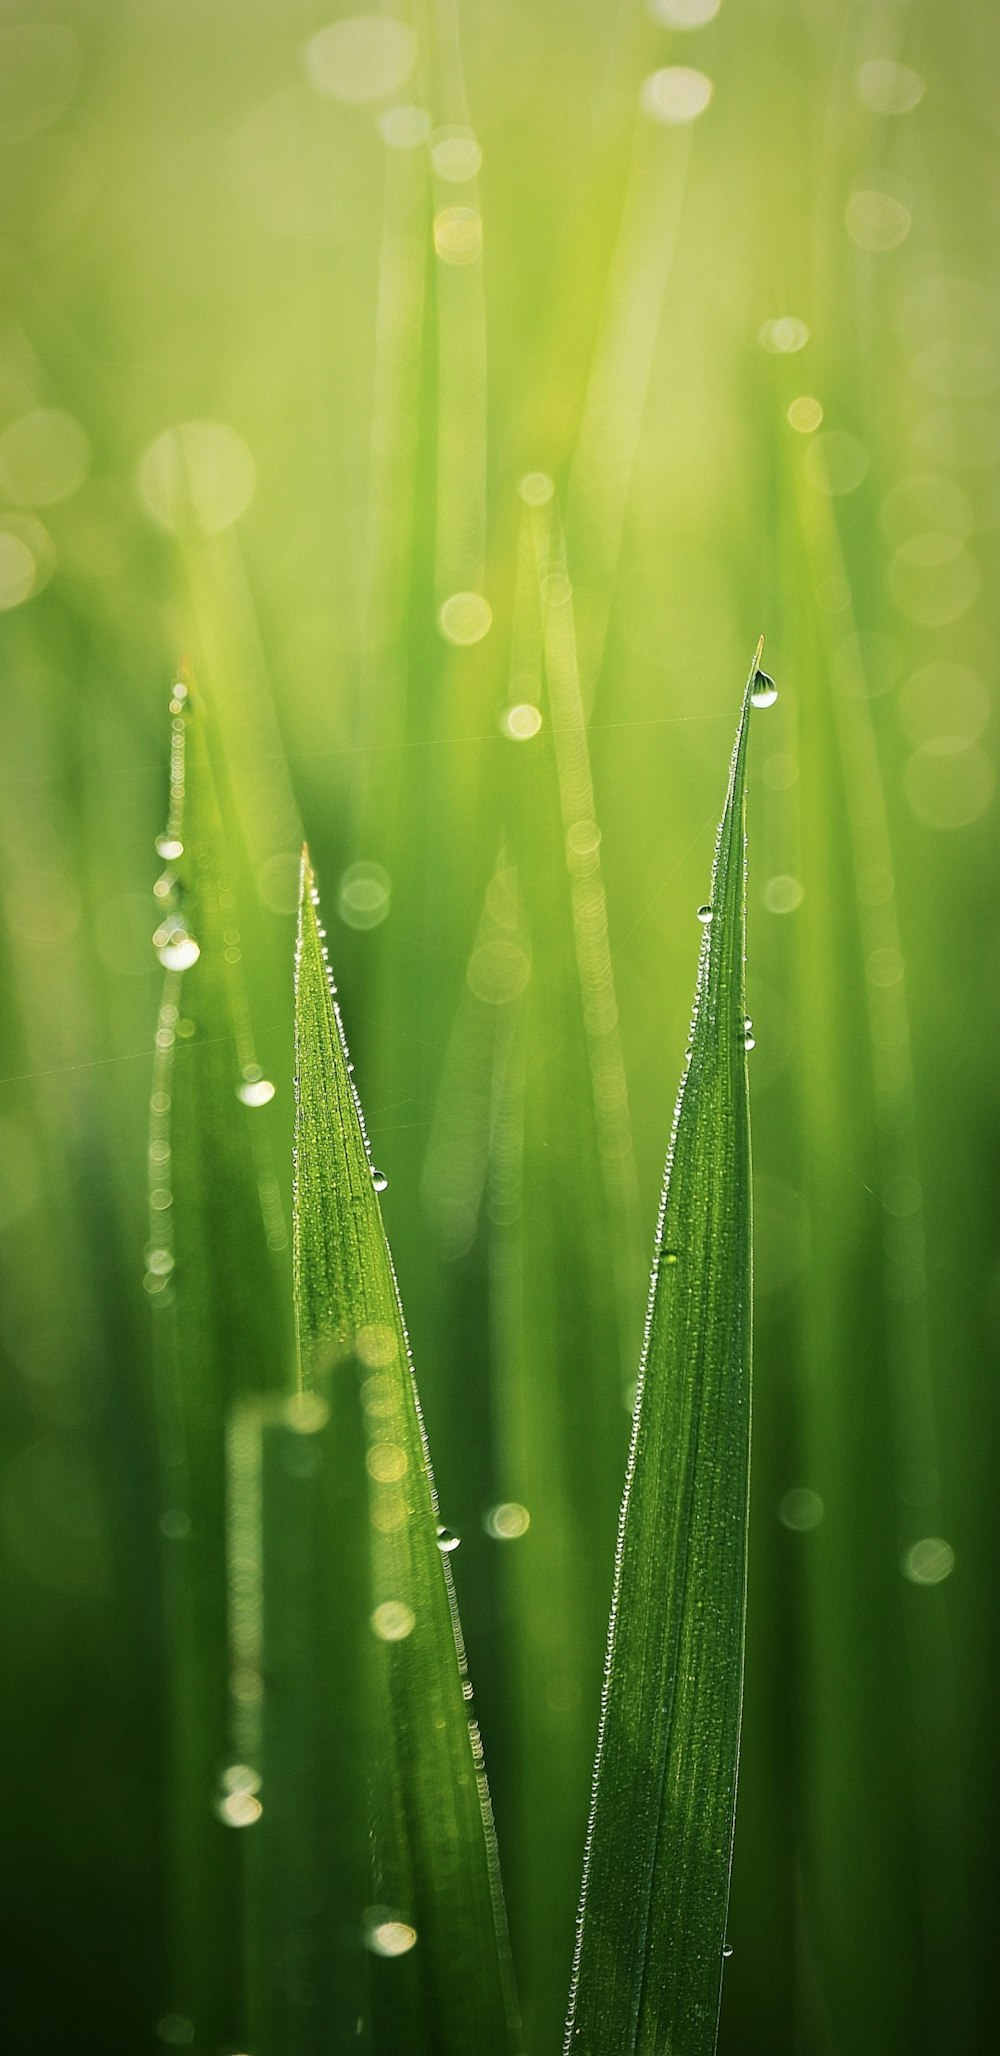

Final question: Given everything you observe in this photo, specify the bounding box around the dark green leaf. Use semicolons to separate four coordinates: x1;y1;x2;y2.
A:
148;678;289;2047
563;647;758;2056
293;851;520;2056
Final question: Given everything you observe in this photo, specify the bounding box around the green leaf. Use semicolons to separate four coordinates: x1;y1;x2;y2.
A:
563;647;759;2056
147;678;289;2048
293;850;521;2056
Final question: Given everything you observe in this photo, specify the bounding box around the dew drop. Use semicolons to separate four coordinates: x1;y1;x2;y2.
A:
742;1018;756;1051
215;1789;262;1828
155;834;184;860
371;1167;389;1194
750;669;778;709
484;1500;531;1540
903;1536;954;1585
723;1942;734;1960
156;2016;194;2048
237;1078;276;1108
221;1761;261;1797
696;904;713;924
779;1487;824;1531
157;935;201;971
363;1908;418;1958
371;1599;415;1641
436;1525;460;1553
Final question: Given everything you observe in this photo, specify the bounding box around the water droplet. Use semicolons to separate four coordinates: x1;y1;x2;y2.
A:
155;834;184;860
758;315;809;355
501;701;543;740
363;1908;418;1958
171;680;188;702
742;1018;756;1051
436;1525;460;1552
484;1501;531;1540
779;1487;824;1531
903;1536;955;1585
215;1789;263;1828
438;589;492;644
237;1077;276;1107
371;1599;415;1641
371;1167;389;1193
286;1392;330;1435
367;1442;407;1484
221;1761;261;1797
339;861;391;931
696;904;713;923
157;935;201;971
156;2015;195;2048
750;669;778;709
723;1942;734;1960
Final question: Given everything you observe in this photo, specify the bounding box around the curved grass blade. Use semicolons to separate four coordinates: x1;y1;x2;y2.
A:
293;851;520;2056
147;677;289;2049
563;645;760;2056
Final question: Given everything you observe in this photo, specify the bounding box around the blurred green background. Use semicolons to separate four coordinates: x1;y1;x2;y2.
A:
1;0;998;2050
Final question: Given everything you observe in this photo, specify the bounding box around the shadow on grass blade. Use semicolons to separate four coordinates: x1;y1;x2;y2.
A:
563;644;762;2056
293;850;521;2056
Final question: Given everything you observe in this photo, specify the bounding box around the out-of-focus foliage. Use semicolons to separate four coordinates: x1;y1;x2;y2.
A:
1;2;998;2052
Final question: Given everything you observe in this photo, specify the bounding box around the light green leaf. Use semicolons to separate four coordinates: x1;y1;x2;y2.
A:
563;646;759;2056
293;851;520;2056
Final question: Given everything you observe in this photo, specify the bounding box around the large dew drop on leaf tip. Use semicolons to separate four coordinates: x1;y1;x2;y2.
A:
750;668;778;709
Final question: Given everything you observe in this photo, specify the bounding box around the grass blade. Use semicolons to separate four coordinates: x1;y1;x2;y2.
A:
564;645;760;2056
293;851;520;2056
147;678;289;2048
